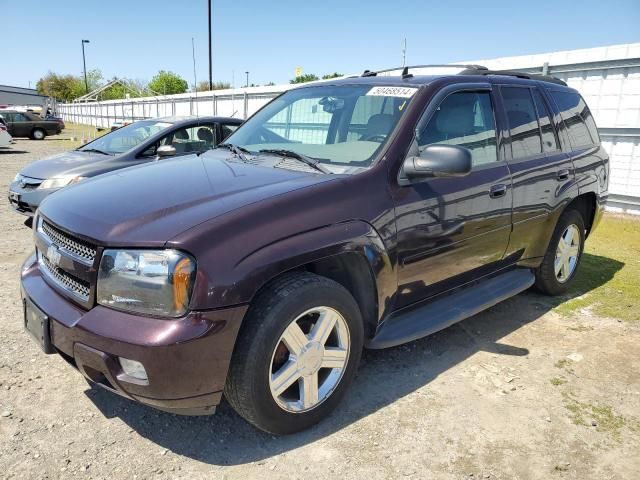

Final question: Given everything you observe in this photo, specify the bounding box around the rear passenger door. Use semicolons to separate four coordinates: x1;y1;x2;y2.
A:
500;85;576;261
392;85;513;307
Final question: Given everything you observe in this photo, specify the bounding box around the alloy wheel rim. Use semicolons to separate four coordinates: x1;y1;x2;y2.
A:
555;224;581;283
269;306;350;413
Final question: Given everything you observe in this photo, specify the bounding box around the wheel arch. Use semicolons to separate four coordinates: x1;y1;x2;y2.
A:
216;220;396;337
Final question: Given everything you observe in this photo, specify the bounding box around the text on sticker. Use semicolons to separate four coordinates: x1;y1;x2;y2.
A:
366;86;418;98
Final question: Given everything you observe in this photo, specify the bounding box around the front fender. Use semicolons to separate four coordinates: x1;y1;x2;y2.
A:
190;220;396;320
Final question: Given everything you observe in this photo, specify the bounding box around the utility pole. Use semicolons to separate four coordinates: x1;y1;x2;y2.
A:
208;0;213;90
245;71;249;88
81;39;90;93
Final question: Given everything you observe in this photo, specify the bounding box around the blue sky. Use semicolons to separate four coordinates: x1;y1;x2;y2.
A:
2;0;639;89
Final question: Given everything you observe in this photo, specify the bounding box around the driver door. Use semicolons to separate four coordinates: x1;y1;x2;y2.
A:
392;86;513;307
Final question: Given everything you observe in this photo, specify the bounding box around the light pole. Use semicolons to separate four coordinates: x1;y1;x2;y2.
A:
208;0;213;91
81;39;90;94
245;71;249;88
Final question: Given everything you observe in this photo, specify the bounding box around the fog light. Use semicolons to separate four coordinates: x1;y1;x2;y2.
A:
119;357;148;381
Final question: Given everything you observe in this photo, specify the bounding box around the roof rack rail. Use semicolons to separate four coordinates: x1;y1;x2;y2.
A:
361;64;488;78
458;67;567;86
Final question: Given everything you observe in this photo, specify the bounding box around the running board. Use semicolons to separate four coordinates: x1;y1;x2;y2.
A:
366;269;535;349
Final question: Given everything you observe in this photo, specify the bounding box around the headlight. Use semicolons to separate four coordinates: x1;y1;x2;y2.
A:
97;249;196;317
38;175;85;190
13;173;23;182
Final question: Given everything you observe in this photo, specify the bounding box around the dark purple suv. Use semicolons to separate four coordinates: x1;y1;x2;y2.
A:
20;66;608;434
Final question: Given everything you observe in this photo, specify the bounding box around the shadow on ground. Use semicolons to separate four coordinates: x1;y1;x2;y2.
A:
86;254;624;466
0;149;28;154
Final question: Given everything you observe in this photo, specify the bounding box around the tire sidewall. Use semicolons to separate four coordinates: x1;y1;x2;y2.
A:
540;209;586;294
32;129;45;140
244;280;363;434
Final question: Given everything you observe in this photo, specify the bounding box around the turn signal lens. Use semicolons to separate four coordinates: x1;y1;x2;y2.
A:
173;257;194;313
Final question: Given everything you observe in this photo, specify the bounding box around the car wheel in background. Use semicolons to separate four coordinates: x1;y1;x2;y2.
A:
225;272;363;434
31;128;46;140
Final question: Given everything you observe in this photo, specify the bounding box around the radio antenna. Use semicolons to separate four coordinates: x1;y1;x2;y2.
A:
192;37;199;120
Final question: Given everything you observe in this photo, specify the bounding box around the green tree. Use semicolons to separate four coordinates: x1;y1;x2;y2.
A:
322;72;343;79
148;70;188;95
290;73;319;84
194;80;232;92
36;71;84;101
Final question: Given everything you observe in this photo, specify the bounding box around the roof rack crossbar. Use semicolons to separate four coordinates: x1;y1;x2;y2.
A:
361;64;488;77
458;67;568;86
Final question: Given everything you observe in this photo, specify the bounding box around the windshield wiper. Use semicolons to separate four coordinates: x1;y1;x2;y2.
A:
258;149;332;174
79;148;112;155
218;143;250;162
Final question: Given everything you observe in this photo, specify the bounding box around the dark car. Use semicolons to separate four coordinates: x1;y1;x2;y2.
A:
20;66;608;434
45;114;65;130
8;116;242;216
0;110;61;139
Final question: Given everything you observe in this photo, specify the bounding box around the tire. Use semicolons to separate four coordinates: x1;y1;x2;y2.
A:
535;208;585;296
225;272;364;434
31;128;45;140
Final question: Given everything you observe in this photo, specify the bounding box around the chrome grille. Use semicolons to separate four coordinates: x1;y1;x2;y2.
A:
39;252;90;301
40;220;97;263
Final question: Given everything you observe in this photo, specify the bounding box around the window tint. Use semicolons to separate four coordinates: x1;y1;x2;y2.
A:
550;91;598;149
15;113;29;122
501;87;542;159
531;89;559;153
418;91;497;166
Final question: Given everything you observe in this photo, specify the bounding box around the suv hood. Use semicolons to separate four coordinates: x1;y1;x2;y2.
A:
38;149;336;246
20;150;118;179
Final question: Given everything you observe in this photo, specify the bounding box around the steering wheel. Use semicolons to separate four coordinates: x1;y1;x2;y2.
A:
360;134;387;143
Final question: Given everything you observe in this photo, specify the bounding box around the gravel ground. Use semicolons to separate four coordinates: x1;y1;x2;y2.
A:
1;137;639;480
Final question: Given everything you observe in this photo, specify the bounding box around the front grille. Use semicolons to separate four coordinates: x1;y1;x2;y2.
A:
41;220;97;263
39;253;91;301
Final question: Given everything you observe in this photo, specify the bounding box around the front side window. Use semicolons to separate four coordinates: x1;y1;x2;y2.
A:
550;90;599;149
79;120;172;155
418;91;498;166
502;87;543;160
15;113;29;122
225;84;418;173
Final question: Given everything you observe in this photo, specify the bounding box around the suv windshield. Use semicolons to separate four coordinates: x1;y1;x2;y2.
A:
225;84;418;173
78;120;173;155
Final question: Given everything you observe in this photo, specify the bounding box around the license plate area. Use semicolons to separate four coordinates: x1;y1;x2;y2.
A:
24;297;54;354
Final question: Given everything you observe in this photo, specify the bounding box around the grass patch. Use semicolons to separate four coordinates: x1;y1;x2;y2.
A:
554;214;639;322
550;377;567;386
54;122;108;148
561;392;627;440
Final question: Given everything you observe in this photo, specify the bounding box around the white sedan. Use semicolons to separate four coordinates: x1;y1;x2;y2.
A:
0;123;12;148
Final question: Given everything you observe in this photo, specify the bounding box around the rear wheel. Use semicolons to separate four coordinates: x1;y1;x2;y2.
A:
224;272;363;434
31;128;45;140
535;208;585;295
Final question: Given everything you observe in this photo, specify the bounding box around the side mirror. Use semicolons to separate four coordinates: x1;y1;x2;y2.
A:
403;144;472;179
156;145;177;158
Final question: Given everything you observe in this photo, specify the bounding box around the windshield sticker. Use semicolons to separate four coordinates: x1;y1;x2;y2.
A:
153;122;172;128
366;86;418;98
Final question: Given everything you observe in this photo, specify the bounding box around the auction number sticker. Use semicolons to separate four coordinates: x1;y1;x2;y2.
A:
366;86;418;98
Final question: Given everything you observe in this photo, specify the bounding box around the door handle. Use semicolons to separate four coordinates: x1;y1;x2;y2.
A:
557;169;570;181
489;184;507;199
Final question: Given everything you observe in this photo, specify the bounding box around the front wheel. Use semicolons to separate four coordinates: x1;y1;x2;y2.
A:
535;208;585;295
224;272;363;434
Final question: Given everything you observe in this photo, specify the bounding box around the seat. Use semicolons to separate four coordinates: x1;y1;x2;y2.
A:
197;127;214;145
361;113;394;140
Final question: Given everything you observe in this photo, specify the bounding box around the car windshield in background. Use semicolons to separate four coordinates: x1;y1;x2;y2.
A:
225;84;418;173
78;120;173;155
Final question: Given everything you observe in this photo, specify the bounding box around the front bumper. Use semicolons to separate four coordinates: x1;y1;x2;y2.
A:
21;253;247;415
8;180;56;216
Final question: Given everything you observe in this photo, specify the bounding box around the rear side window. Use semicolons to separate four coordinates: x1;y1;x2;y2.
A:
549;91;599;149
501;87;542;159
418;91;497;166
531;89;559;153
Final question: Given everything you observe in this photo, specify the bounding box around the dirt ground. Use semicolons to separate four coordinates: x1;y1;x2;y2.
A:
1;137;639;480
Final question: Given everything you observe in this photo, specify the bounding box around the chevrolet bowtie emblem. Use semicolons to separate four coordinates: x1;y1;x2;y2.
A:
47;244;62;267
